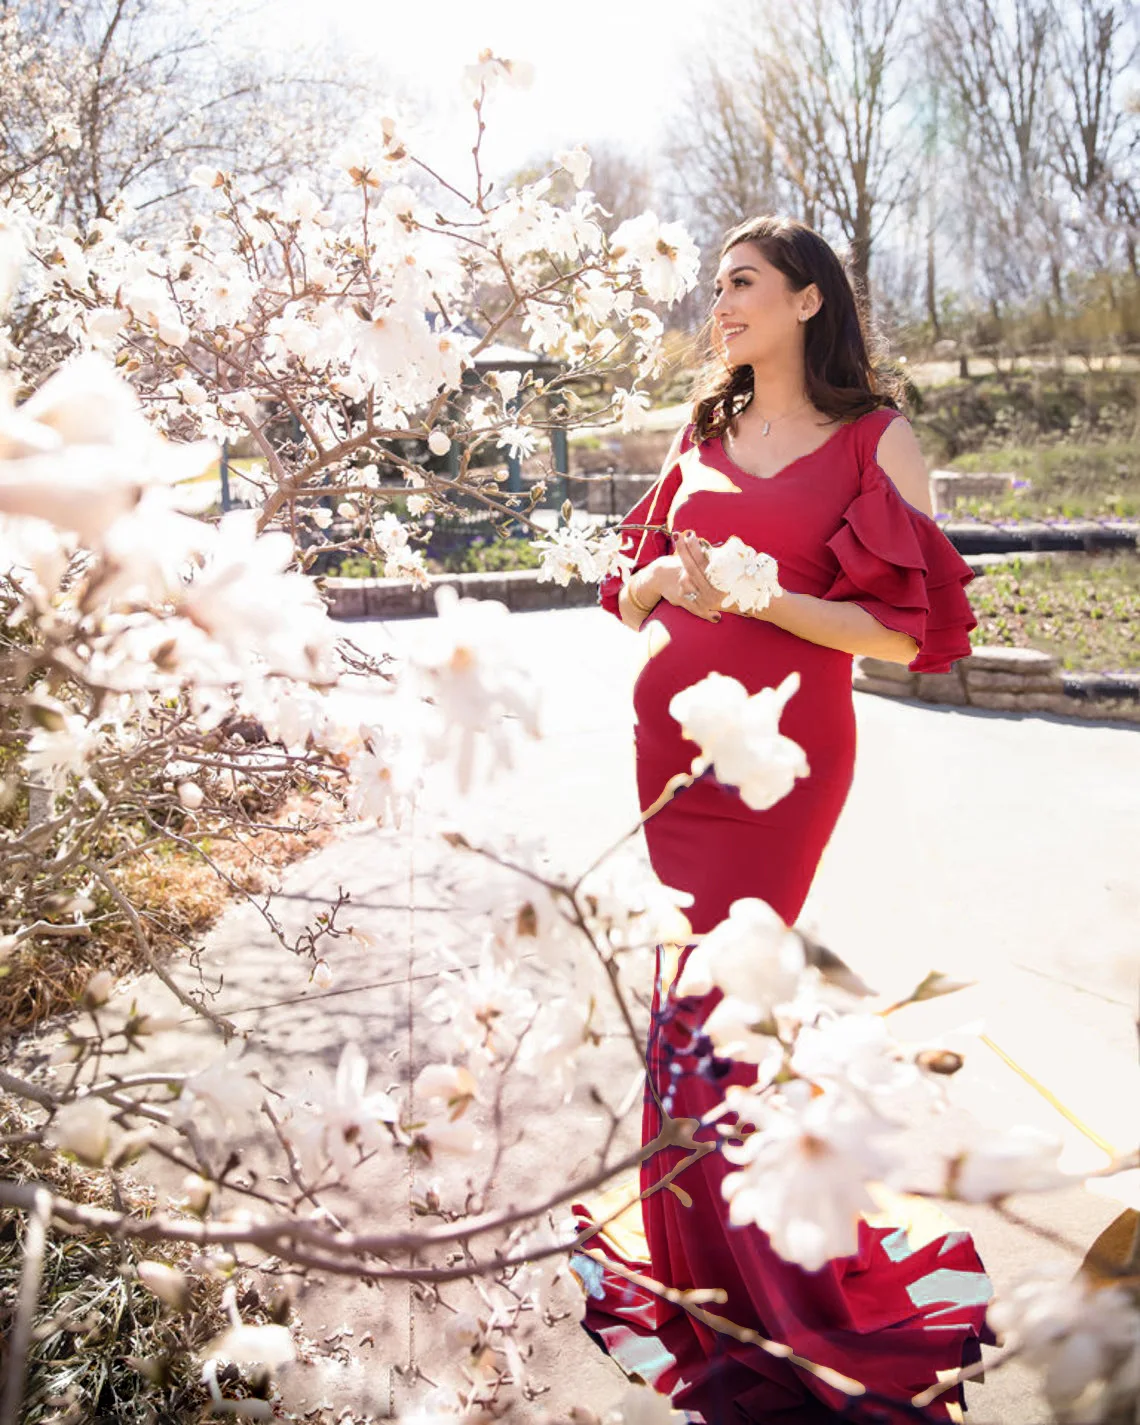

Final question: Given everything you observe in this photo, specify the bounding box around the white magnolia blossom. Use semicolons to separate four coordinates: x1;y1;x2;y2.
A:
426;945;537;1062
704;535;784;615
202;1323;296;1369
48;1097;115;1165
719;1083;896;1271
556;144;592;189
533;524;633;588
949;1122;1070;1201
989;1265;1140;1422
612;386;651;432
669;670;809;811
176;1042;265;1136
577;852;694;952
609;212;701;305
408;586;542;794
0;354;215;541
676;897;804;1012
791;1012;937;1118
345;724;422;827
293;1040;400;1178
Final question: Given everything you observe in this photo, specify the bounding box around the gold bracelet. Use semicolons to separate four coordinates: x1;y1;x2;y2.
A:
626;576;656;615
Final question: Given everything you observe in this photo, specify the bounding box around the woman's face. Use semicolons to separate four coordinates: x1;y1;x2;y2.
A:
711;242;817;367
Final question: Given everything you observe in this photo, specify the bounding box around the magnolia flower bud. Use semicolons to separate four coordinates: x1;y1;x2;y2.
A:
137;1260;190;1311
177;781;204;810
83;969;114;1007
51;1098;114;1164
180;1173;213;1216
312;960;333;990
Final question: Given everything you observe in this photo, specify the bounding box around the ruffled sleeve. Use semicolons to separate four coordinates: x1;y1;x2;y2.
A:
597;426;690;621
822;420;978;674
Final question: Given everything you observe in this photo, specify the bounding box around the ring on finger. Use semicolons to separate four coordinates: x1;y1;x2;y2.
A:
683;591;699;602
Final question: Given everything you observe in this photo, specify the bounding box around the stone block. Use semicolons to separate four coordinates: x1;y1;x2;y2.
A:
965;645;1059;674
916;672;970;705
853;675;915;698
967;691;1022;711
326;581;365;619
508;575;562;610
963;669;1063;692
856;656;916;684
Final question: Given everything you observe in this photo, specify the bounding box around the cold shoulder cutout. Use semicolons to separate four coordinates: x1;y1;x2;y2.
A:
822;409;978;673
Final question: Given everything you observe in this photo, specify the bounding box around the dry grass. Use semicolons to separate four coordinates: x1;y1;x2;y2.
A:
0;1101;282;1423
0;786;343;1035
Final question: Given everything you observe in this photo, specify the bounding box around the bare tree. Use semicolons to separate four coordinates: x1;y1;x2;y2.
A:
1050;0;1140;278
1;0;392;230
931;0;1063;312
661;0;918;316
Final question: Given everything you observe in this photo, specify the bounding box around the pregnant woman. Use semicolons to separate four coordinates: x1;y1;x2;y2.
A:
580;217;992;1422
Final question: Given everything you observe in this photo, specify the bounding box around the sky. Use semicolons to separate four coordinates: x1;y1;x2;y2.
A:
265;0;716;185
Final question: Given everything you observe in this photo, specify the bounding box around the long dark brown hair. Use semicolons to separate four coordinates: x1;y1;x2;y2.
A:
691;215;902;443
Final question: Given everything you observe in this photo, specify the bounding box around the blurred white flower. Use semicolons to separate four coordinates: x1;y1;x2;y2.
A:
409;585;542;794
426;945;536;1062
415;1063;478;1117
137;1260;189;1310
606;1385;687;1423
791;1013;933;1118
720;1084;895;1271
23;712;102;791
489;369;522;404
427;429;451;456
701;993;783;1068
612;386;651;432
556;145;592;188
0;355;215;542
949;1123;1069;1201
669;670;808;811
676;897;803;1011
704;536;784;615
345;724;422;827
462;50;535;100
989;1265;1140;1421
50;1097;114;1165
202;1322;295;1369
295;1040;400;1178
177;1042;264;1135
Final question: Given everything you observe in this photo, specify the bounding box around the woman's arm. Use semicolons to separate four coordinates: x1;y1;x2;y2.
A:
615;424;688;631
672;529;920;664
746;589;920;664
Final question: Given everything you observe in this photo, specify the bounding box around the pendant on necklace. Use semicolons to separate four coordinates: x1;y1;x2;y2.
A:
761;420;771;437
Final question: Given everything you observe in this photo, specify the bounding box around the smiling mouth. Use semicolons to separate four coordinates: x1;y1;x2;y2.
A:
720;324;747;340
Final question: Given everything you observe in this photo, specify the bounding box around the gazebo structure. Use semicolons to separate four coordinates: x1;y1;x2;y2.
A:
462;337;567;499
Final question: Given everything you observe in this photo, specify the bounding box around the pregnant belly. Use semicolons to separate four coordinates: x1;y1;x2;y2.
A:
632;603;856;790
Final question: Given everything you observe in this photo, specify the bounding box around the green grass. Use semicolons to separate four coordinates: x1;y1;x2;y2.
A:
968;552;1140;673
947;440;1140;521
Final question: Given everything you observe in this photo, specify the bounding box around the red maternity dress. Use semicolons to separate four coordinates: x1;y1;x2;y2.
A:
576;407;991;1423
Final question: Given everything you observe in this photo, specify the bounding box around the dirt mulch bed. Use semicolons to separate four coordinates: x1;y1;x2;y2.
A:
968;551;1139;674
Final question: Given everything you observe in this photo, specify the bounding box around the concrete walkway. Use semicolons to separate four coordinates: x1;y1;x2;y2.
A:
20;608;1140;1422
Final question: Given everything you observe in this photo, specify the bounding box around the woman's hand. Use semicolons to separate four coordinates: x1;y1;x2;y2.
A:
652;532;727;622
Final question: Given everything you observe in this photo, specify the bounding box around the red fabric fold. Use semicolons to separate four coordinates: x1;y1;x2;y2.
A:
822;461;978;675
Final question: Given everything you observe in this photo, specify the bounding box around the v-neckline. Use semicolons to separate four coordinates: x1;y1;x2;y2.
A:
713;417;852;483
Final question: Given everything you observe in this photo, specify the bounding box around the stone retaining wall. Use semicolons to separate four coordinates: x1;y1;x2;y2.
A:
321;569;599;619
855;647;1140;723
323;574;1138;723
